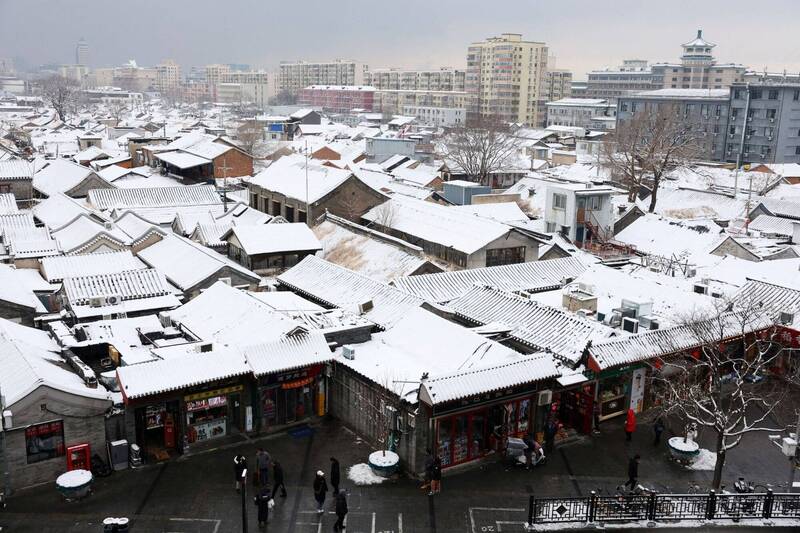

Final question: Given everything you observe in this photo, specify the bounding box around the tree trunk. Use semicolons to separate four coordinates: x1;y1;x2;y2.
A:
712;431;726;490
647;184;659;213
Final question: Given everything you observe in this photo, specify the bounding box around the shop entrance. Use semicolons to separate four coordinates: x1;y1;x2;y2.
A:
258;366;321;431
136;400;180;459
550;385;594;439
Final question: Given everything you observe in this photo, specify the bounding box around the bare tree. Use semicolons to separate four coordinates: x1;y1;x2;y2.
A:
438;116;522;186
268;89;296;106
236;119;263;156
373;200;397;229
603;103;702;212
107;100;128;126
653;301;786;489
40;75;80;122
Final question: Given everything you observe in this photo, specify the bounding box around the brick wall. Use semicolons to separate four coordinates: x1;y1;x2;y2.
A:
213;149;253;179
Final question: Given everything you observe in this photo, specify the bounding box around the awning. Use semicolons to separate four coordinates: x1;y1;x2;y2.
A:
557;373;589;387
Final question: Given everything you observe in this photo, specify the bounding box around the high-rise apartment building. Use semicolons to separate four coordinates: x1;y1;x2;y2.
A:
155;60;182;94
545;69;573;102
205;64;231;99
365;68;466;92
278;60;366;96
466;33;549;126
585;60;653;100
218;70;276;108
75;37;89;66
650;30;745;90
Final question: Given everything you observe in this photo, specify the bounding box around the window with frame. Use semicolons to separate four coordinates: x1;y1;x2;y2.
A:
794;90;800;101
586;195;602;210
25;420;65;464
751;89;762;100
767;109;777;120
552;193;567;209
768;90;779;100
485;246;525;267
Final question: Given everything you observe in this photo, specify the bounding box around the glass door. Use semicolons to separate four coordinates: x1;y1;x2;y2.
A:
470;411;487;459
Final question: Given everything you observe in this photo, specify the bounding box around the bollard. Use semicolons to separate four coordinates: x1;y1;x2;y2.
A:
763;489;774;519
527;493;535;526
589;490;597;523
706;490;716;520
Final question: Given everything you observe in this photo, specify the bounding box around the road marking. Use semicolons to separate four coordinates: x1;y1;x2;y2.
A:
296;522;323;533
468;508;527;533
168;517;221;533
496;520;526;532
398;512;403;533
372;511;376;533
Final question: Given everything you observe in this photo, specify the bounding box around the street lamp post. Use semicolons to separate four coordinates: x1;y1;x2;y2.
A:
240;468;248;533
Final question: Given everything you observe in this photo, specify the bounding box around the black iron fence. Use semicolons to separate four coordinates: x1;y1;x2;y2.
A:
527;489;800;526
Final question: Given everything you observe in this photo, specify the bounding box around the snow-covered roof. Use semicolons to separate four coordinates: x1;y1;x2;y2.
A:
136;233;259;291
449;285;615;365
63;268;175;304
631;88;729;99
50;214;132;253
648;186;751;221
40;250;147;282
450;202;529;223
615;214;724;260
32;192;98;228
0;318;112;407
0;212;36;234
733;279;800;320
154;151;211;169
392;256;587;303
3;226;60;258
249;154;356;204
0;159;32;180
754;198;800;221
224;223;322;256
351;167;433;201
362;196;515;255
243;333;332;377
33;159;110;197
0;193;17;214
588;311;772;371
88;184;221;211
420;354;560;406
0;264;47;312
277;255;423;329
748;215;796;237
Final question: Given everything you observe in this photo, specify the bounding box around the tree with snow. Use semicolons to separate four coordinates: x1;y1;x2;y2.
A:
653;301;787;490
602;103;702;212
40;75;80;122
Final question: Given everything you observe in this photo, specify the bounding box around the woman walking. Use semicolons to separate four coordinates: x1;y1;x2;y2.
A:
313;470;328;513
624;409;637;442
428;454;442;496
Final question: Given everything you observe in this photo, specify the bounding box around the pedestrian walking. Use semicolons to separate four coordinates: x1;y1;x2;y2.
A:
544;418;558;453
653;417;665;446
421;448;434;490
253;485;273;528
625;454;640;490
256;448;271;487
333;489;348;531
523;433;534;470
233;454;247;493
313;470;328;513
330;457;341;495
273;460;287;498
624;409;637;442
429;454;442;496
592;401;601;434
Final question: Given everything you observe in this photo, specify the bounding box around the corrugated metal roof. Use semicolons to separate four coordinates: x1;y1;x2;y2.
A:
733;279;800;317
449;285;615;365
421;355;560;406
88;185;221;211
0;193;18;214
63;268;173;304
588;311;774;371
277;255;423;329
748;215;796;237
243;333;332;376
393;257;587;303
0;159;33;180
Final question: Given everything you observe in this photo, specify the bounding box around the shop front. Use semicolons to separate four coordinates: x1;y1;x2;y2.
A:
184;385;244;445
594;364;647;420
548;383;595;439
432;388;542;469
256;364;324;432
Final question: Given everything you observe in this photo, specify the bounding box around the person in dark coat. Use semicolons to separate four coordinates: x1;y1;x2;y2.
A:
544;418;558;453
523;433;534;470
273;460;287;497
421;448;434;490
429;455;442;496
256;448;271;487
313;470;328;513
625;454;640;490
234;454;247;493
330;457;341;495
253;485;272;528
653;417;665;446
333;489;348;531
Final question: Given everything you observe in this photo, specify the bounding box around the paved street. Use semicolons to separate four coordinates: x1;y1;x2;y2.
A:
2;417;799;532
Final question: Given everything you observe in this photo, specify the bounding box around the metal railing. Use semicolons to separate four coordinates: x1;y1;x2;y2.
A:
527;489;800;527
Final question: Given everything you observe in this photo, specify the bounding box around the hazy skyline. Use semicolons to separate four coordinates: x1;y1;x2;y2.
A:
2;0;799;79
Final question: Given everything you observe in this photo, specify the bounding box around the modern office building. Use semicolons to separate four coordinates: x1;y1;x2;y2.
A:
365;68;466;92
725;82;800;164
650;30;746;90
278;60;366;96
75;37;89;66
585;60;653;100
616;88;730;161
466;33;549;126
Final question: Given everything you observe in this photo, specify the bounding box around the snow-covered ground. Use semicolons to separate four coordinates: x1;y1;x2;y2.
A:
686;448;717;471
347;463;387;486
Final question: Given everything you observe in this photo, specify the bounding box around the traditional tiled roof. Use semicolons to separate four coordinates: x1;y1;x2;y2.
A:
87;185;221;211
40;250;147;283
63;268;173;304
393;257;587;303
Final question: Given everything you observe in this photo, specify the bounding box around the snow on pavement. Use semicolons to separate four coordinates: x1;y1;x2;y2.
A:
347;463;386;486
686;448;717;471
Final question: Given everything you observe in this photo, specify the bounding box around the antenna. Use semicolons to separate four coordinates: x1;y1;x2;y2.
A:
219;154;234;212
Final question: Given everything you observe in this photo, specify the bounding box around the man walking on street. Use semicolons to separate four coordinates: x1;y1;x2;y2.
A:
330;457;341;495
273;460;287;498
256;448;271;487
333;488;348;531
544;418;558;453
653;417;665;446
313;470;328;513
254;485;273;528
234;454;247;493
625;454;640;490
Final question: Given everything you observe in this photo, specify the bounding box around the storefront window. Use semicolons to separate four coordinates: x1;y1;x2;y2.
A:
599;376;629;420
26;420;65;464
453;415;469;464
186;395;228;442
506;402;517;435
438;418;452;467
518;399;531;434
471;413;485;458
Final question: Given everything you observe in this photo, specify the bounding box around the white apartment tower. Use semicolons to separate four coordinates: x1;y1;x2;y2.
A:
75;37;89;66
278;60;366;96
155;60;182;94
466;33;549;126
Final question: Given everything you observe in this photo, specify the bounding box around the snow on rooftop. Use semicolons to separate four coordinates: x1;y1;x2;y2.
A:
224;223;322;256
0;264;47;312
33;159;108;197
615;213;724;260
88;184;221;211
32;192;97;228
249;154;355;204
40;250;147;282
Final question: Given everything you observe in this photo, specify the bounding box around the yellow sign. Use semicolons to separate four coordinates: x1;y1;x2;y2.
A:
184;384;243;402
743;164;751;171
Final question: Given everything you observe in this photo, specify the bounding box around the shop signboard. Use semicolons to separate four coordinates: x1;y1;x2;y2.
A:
184;384;243;402
629;367;647;413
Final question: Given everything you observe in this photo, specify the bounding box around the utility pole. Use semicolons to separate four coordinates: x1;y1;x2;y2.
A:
0;384;10;503
240;468;248;533
304;139;309;224
790;412;800;493
219;155;234;213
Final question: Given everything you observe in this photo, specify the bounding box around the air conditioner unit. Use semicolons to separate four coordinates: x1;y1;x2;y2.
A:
693;283;709;295
713;132;719;136
622;317;639;333
90;296;106;307
358;300;374;314
537;389;552;406
196;342;213;353
728;134;735;139
105;294;122;306
780;311;795;325
342;345;356;360
746;135;751;140
747;116;752;122
768;136;773;141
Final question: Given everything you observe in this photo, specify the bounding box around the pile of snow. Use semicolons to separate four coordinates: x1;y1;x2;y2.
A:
369;450;399;467
686;448;717;471
669;436;700;453
56;469;92;488
347;463;386;486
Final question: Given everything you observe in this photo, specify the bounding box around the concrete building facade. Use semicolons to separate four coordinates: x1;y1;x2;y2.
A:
298;85;375;114
650;30;746;91
373;89;469;114
466;33;549;126
278;60;366;96
365;68;466;92
545;69;573;102
155;60;182;94
585;60;653;100
546;98;614;129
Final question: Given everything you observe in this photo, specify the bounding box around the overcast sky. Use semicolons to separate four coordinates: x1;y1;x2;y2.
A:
1;0;799;79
